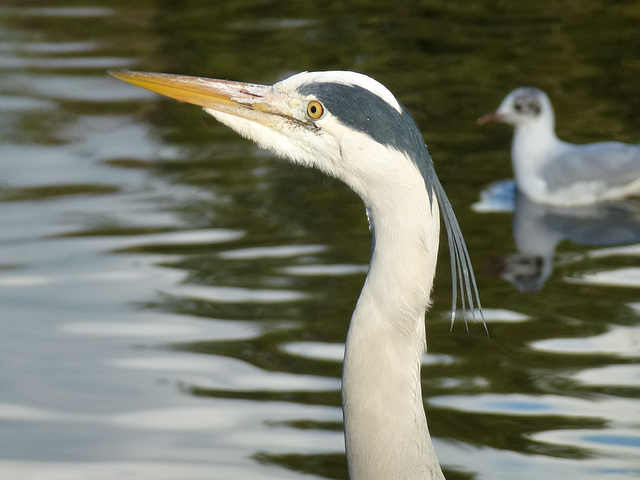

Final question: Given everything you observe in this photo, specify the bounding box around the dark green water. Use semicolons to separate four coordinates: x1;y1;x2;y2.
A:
0;1;638;479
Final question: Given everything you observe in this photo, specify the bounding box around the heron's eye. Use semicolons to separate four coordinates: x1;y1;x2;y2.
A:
307;100;324;119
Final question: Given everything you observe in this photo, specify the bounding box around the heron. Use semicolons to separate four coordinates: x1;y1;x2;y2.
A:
479;87;640;206
110;69;482;480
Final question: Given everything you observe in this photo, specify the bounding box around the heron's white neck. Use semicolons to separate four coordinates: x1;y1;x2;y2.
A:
342;174;444;480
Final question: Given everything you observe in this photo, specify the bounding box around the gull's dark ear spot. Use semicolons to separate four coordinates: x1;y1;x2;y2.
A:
531;101;541;115
514;90;543;117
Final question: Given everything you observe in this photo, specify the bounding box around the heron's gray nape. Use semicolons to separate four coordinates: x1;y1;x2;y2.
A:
297;82;427;165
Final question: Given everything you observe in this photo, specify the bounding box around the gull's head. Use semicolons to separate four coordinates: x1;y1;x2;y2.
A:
479;87;554;129
109;70;429;202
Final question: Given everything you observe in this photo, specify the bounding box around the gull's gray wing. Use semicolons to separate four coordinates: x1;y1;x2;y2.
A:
543;141;640;193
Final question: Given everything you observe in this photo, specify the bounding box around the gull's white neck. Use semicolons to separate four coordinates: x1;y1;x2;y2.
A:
342;166;444;480
511;115;562;201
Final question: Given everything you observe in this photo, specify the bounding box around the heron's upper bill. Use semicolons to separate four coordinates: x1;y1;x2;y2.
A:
109;71;287;125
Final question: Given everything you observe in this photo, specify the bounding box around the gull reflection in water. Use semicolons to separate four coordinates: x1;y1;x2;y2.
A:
475;180;640;291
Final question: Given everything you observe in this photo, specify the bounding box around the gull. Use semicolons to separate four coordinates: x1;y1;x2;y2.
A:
480;87;640;206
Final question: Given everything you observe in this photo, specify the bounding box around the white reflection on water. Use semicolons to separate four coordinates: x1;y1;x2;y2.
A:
569;364;640;387
532;325;640;357
567;267;640;287
436;443;639;480
282;263;369;276
22;7;113;17
282;342;345;362
62;316;256;341
112;354;340;392
0;404;59;421
5;74;148;102
536;428;640;457
589;243;640;258
20;41;99;53
0;398;339;479
219;244;327;260
472;308;529;323
120;228;246;249
167;284;310;303
431;393;639;435
0;460;320;480
0;56;135;69
0;95;56;111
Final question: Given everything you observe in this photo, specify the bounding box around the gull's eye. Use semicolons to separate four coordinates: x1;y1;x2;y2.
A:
307;100;324;119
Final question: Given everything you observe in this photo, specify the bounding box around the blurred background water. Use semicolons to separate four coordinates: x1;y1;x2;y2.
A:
0;1;639;479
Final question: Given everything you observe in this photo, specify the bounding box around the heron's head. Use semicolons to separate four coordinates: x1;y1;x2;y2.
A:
110;70;430;202
479;87;554;129
110;69;483;325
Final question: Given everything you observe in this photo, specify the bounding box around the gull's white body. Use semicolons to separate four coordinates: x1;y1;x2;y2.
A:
111;70;481;480
486;87;640;206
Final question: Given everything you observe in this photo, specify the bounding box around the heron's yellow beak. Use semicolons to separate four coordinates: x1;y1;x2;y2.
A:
109;71;287;126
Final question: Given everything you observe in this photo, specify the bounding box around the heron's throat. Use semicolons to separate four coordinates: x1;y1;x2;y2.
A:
363;189;441;320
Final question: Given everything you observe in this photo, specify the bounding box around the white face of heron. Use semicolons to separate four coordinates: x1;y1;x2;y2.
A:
203;73;344;175
205;71;429;200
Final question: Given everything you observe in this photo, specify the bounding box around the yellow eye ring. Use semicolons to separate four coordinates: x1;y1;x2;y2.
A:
307;100;324;119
